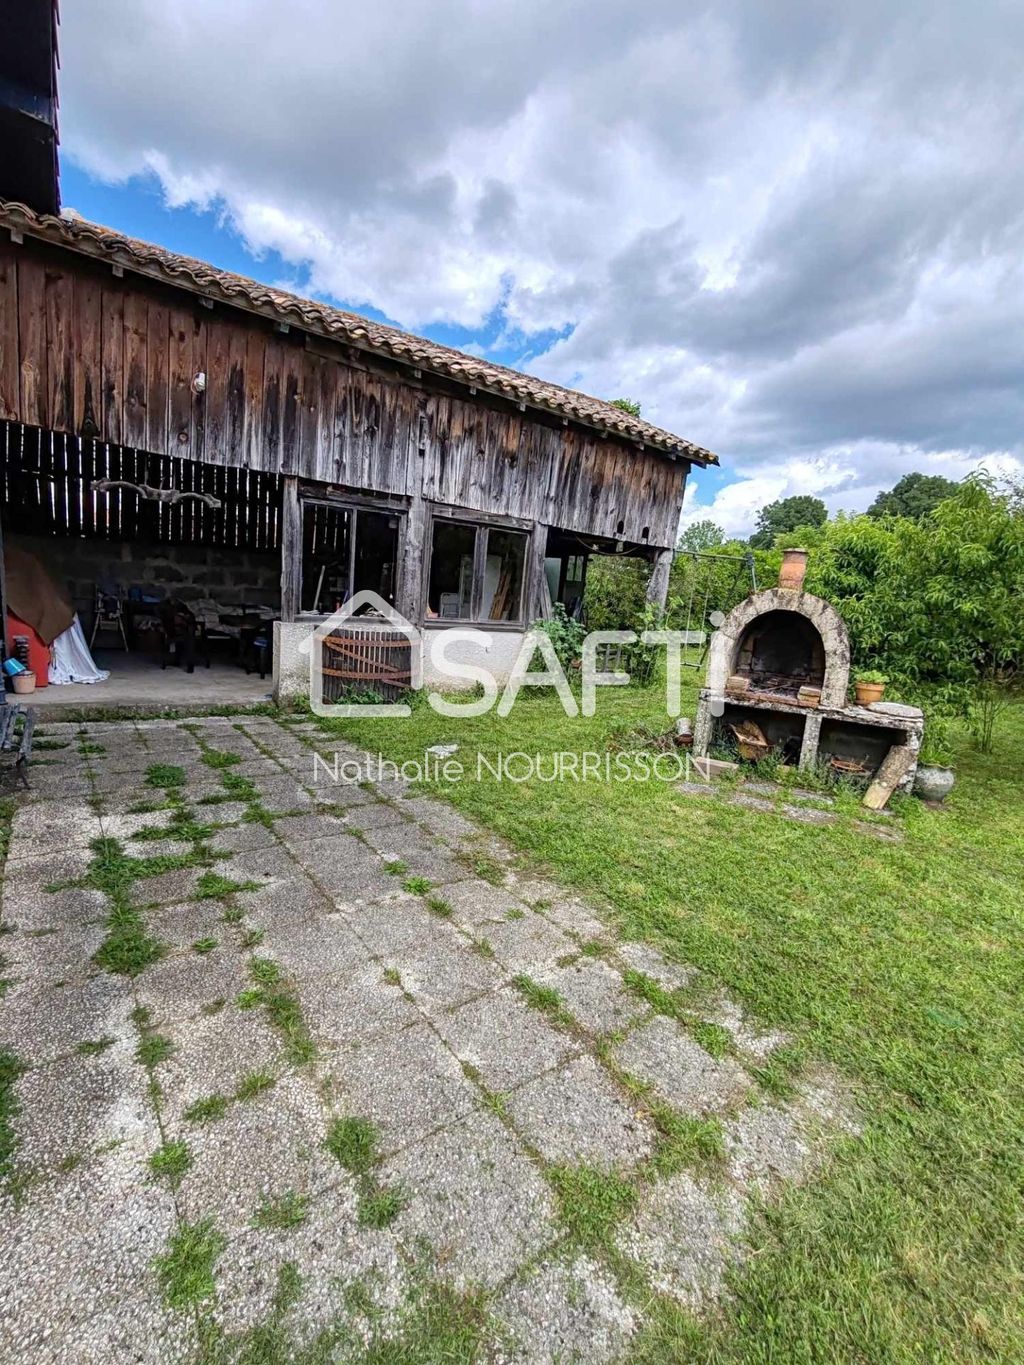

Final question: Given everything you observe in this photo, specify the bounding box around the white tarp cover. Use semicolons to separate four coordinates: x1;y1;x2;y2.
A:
48;615;110;686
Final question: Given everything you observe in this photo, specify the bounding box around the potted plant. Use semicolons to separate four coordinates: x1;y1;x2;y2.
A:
854;670;888;705
914;720;956;803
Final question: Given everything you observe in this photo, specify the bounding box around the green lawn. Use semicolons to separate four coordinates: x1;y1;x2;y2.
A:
310;678;1024;1363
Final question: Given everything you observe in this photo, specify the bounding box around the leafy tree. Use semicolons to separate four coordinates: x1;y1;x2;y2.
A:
867;471;959;520
583;555;650;630
610;398;642;417
678;519;725;553
808;478;1024;746
749;496;827;548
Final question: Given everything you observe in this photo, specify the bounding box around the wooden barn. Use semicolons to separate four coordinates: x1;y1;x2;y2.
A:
0;194;717;706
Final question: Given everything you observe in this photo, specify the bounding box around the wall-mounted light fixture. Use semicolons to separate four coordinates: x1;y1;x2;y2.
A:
191;371;206;394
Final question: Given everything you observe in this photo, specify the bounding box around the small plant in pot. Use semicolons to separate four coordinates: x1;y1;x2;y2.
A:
854;670;888;705
914;720;956;803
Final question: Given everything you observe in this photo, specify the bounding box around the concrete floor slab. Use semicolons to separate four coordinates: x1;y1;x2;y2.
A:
382;1107;558;1290
613;1015;752;1117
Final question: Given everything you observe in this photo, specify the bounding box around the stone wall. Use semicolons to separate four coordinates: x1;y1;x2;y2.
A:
9;533;281;622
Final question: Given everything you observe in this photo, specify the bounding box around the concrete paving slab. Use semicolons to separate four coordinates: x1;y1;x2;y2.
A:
613;1015;752;1116
298;962;423;1046
271;813;350;845
479;913;576;976
617;1170;745;1308
147;900;231;951
207;821;282;855
536;958;643;1036
0;1150;179;1362
262;916;370;981
211;1196;406;1344
438;879;527;929
702;991;791;1064
505;1054;655;1170
1;884;108;935
345;897;451;958
0;973;134;1067
224;844;303;885
121;858;210;908
322;1022;478;1155
383;1107;558;1290
159;1008;284;1124
431;986;575;1093
494;1254;636;1365
232;875;328;928
616;941;695;991
176;1072;339;1238
134;948;251;1026
3;923;105;986
393;930;507;1012
10;1038;157;1176
338;801;416;832
9;801;104;851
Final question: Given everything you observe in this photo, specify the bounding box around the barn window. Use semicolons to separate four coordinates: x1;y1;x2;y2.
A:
426;517;527;623
300;501;400;613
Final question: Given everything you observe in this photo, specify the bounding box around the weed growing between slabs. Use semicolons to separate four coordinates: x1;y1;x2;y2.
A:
155;1217;226;1311
0;1045;26;1186
325;1116;407;1229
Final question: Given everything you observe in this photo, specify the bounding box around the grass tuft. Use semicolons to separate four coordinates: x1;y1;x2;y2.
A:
250;957;281;985
135;1033;174;1067
184;1094;230;1124
357;1183;406;1229
403;875;432;895
76;1036;117;1056
196;871;261;900
325;1115;378;1175
0;1046;26;1183
145;763;186;789
235;1070;276;1101
201;749;242;770
252;1190;309;1230
154;1217;225;1310
149;1140;193;1189
547;1164;637;1248
511;974;574;1030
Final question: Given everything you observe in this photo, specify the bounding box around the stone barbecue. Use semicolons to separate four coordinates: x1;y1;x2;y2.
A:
693;552;924;792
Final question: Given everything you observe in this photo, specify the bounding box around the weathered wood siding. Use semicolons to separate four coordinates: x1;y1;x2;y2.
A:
0;238;688;547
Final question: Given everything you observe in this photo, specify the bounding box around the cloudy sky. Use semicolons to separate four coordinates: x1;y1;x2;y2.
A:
58;0;1023;536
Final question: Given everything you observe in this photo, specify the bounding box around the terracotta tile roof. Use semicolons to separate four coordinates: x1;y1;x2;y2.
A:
0;199;717;466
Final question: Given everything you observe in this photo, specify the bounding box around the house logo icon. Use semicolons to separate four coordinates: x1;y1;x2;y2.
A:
297;591;422;718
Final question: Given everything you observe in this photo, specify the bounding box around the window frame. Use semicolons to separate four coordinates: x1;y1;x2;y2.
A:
422;504;532;629
296;489;406;619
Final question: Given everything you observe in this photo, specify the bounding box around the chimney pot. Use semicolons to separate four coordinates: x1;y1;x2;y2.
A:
779;548;809;592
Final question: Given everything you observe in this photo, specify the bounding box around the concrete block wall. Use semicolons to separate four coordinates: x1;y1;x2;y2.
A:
9;534;281;622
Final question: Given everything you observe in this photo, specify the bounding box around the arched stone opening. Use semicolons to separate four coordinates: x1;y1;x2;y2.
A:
733;609;825;696
704;587;851;710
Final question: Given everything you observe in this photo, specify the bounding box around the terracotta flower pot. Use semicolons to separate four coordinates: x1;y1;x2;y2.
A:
12;670;36;695
855;681;885;705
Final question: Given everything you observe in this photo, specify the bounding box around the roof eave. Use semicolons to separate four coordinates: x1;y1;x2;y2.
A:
0;199;719;467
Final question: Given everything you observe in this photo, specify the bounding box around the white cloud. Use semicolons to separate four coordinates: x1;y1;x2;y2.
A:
57;0;1024;534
